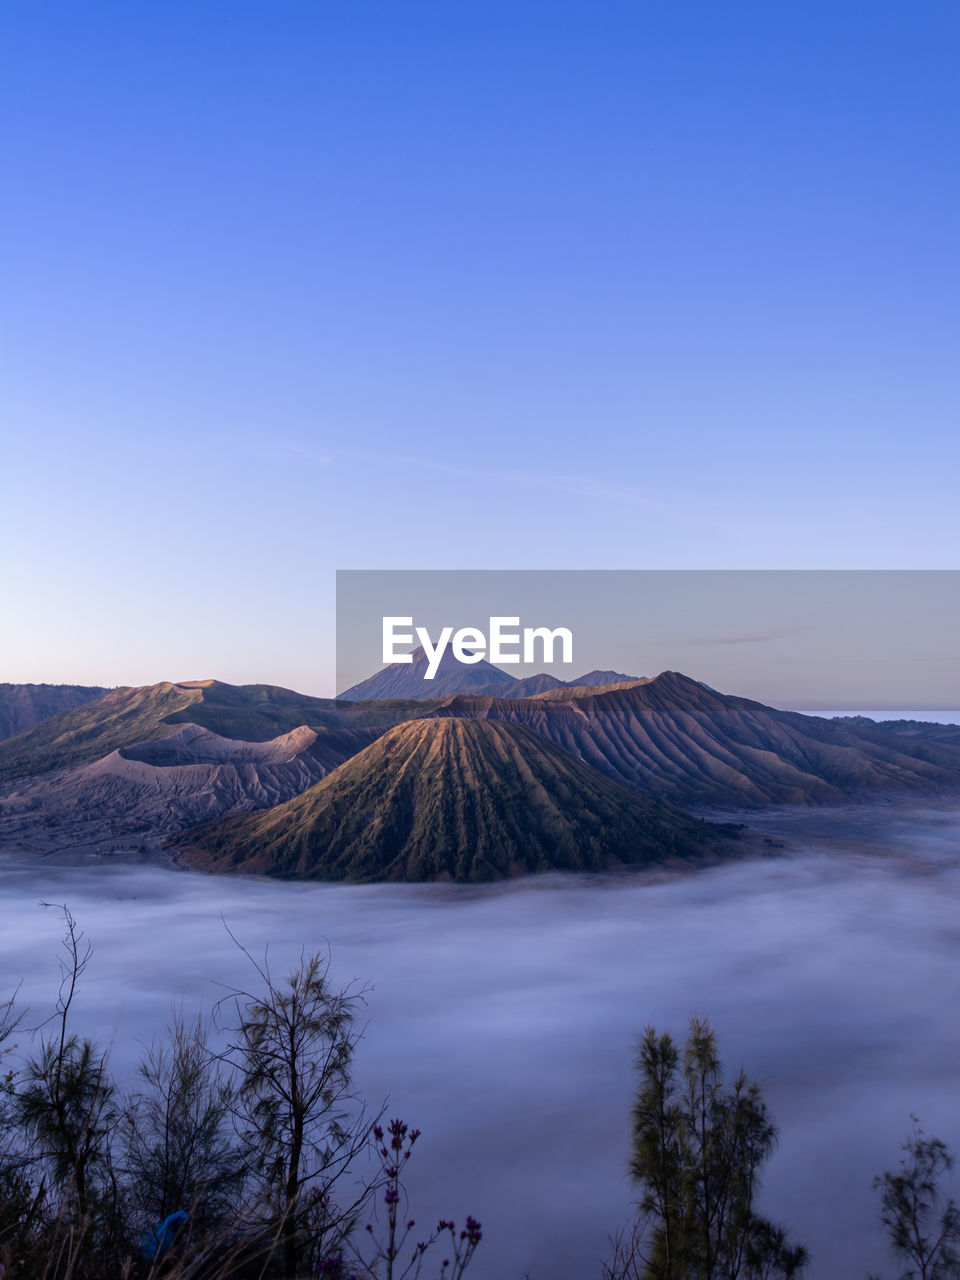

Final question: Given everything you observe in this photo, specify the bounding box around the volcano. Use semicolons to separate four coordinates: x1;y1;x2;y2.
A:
182;716;734;882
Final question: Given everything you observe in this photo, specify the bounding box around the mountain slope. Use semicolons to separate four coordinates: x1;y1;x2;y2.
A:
0;722;380;842
836;716;960;748
530;678;648;701
164;680;346;738
0;684;110;741
182;717;734;882
509;672;568;696
338;646;636;701
0;680;436;782
569;669;642;688
0;683;206;782
425;672;960;807
338;646;521;701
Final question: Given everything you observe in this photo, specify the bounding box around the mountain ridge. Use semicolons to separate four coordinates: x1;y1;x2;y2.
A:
0;680;442;782
423;671;960;807
337;646;638;702
0;683;110;741
0;721;381;845
4;670;959;877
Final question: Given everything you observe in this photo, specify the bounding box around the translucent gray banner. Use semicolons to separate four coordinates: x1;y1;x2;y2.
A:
336;570;960;711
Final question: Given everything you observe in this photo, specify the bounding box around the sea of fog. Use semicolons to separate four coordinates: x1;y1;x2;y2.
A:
2;804;960;1280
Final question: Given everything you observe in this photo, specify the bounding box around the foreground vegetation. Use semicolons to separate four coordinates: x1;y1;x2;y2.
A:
1;909;957;1279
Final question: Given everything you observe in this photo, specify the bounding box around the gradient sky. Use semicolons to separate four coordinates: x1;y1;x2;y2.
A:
2;2;958;694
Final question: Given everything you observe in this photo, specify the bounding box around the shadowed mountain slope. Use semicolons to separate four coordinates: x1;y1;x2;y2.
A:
182;717;734;883
5;671;956;837
338;646;524;701
0;680;439;782
0;684;110;740
424;672;960;808
165;680;346;738
567;669;643;688
530;678;649;701
0;683;209;782
0;722;381;841
338;646;637;701
836;716;960;748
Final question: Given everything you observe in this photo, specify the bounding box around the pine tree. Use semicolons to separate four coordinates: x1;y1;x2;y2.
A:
625;1016;806;1280
873;1120;960;1280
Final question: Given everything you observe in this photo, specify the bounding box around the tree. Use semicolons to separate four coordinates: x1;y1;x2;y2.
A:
623;1016;806;1280
0;990;36;1262
122;1007;244;1237
0;988;23;1152
1;912;481;1279
873;1119;960;1280
218;942;377;1277
15;908;119;1226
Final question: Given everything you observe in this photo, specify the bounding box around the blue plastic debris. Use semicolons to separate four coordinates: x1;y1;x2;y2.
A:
139;1209;190;1260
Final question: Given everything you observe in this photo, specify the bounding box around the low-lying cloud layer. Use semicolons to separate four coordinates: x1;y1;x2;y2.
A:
2;804;959;1279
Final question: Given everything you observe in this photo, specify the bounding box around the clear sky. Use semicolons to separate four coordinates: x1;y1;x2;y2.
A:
2;2;958;695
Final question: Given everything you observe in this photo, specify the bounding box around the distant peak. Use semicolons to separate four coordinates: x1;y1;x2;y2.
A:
407;644;483;663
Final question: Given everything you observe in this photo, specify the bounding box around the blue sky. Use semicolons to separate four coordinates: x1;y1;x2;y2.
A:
2;2;958;693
